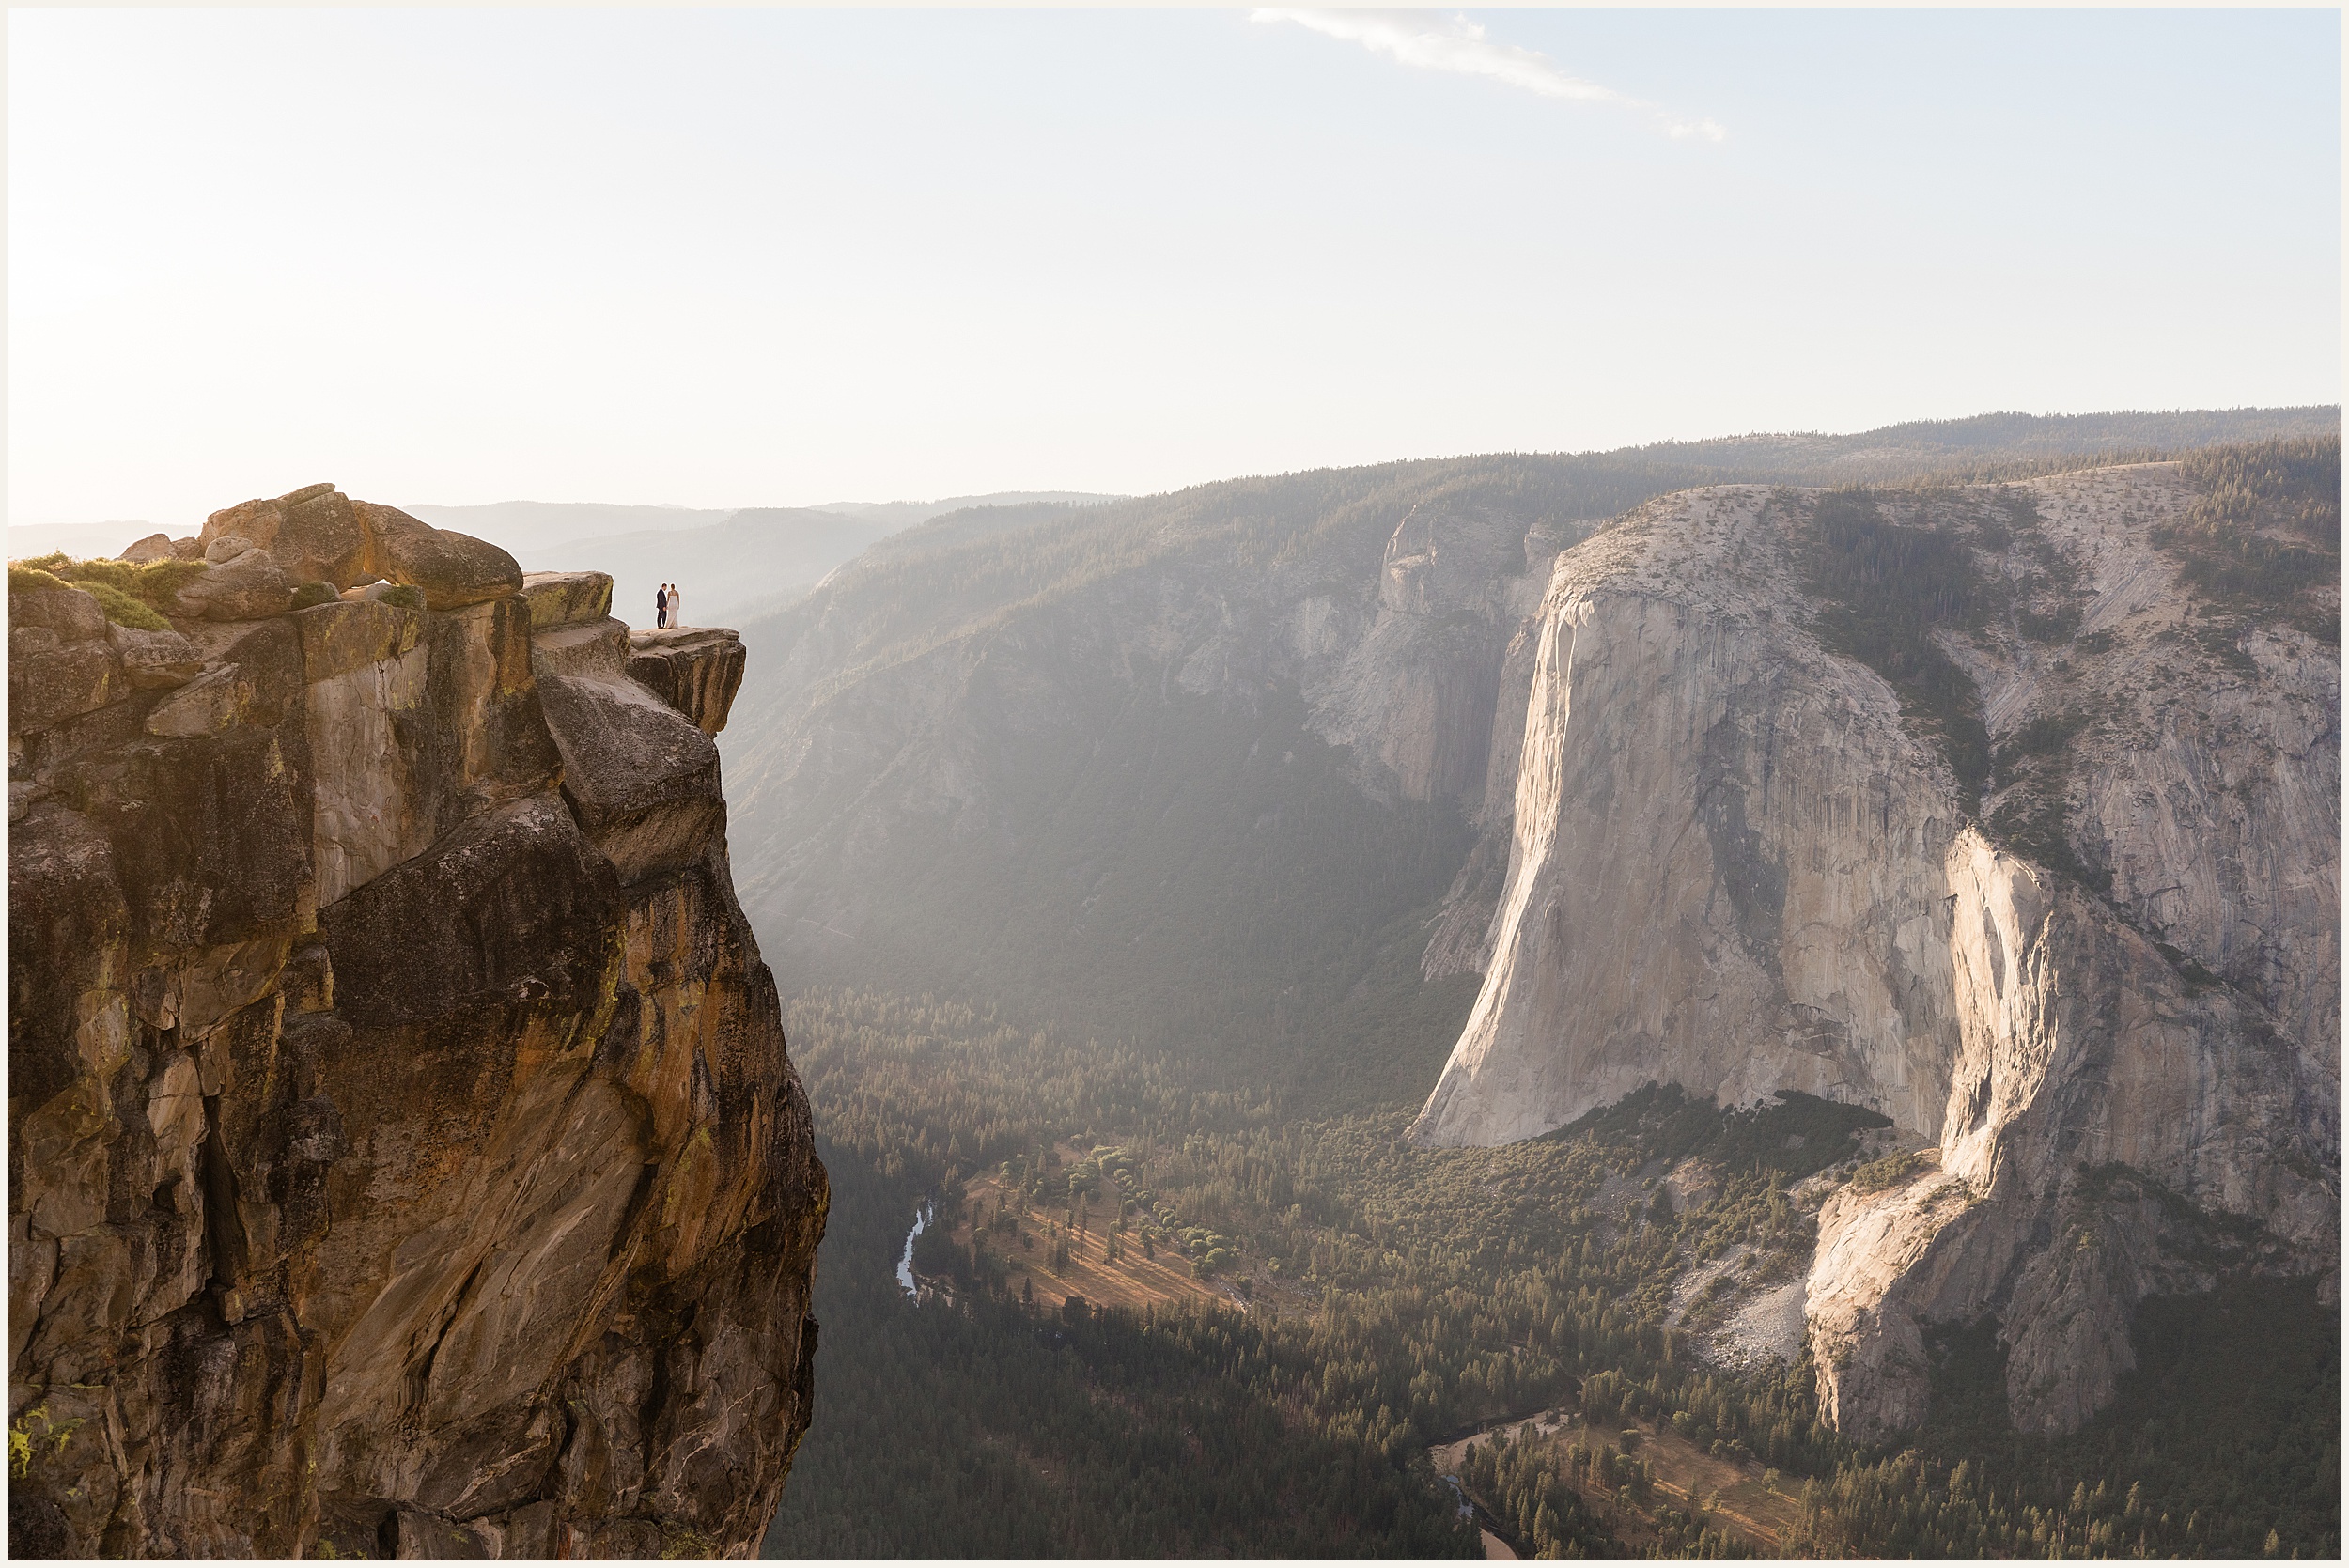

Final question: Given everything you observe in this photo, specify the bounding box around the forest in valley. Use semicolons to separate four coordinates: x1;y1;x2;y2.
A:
761;992;2340;1560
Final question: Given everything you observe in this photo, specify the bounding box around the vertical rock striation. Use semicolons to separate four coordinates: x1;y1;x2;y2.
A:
8;489;824;1559
1410;471;2339;1438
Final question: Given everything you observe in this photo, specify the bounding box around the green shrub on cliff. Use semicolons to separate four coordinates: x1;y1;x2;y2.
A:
1797;489;1993;805
1849;1149;1934;1193
14;550;207;619
7;563;69;597
7;560;173;630
75;580;172;630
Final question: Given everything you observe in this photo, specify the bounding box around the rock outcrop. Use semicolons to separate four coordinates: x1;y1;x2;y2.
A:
1303;501;1563;808
8;489;825;1559
194;484;523;612
628;629;747;738
1408;470;2339;1437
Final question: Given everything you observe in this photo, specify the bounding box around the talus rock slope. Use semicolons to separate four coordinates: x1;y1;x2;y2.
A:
8;488;826;1558
1409;467;2339;1439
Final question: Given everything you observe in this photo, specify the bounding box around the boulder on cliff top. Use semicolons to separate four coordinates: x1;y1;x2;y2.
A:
194;482;522;608
356;500;522;611
174;543;294;621
119;533;179;563
8;579;109;641
201;483;373;588
521;570;615;629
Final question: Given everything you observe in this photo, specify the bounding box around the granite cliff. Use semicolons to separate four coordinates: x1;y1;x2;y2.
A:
1409;461;2340;1439
8;486;826;1558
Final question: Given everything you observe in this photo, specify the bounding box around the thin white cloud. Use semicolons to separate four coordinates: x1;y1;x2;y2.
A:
1252;8;1725;143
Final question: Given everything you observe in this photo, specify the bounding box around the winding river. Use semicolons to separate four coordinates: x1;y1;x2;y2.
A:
895;1203;934;1297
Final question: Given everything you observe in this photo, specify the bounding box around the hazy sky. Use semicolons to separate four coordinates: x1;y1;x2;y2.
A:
9;6;2341;528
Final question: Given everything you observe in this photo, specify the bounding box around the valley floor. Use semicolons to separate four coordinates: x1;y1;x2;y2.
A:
762;987;2340;1560
950;1160;1242;1318
1436;1408;1805;1556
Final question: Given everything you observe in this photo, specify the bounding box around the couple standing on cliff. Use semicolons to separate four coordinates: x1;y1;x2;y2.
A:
655;582;685;630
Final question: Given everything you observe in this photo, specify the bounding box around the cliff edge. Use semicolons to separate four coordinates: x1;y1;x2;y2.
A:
8;487;827;1558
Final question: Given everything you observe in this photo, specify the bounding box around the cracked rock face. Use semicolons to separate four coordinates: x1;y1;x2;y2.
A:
8;512;825;1559
1409;472;2339;1437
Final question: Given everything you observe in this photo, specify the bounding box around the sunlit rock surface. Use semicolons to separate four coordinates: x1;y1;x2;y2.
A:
8;489;825;1559
1410;470;2339;1437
